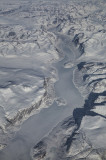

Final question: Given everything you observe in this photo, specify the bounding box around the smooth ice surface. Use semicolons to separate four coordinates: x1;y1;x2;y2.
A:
0;28;84;160
0;0;106;159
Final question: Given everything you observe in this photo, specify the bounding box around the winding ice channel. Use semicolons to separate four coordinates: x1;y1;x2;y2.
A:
0;33;84;160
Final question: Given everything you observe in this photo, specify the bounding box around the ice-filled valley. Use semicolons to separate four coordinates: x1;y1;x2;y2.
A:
0;0;106;159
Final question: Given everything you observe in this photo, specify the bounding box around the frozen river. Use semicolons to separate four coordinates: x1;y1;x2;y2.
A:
0;0;106;159
0;34;84;160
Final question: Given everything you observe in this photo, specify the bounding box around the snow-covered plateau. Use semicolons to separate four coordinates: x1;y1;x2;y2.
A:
0;0;106;159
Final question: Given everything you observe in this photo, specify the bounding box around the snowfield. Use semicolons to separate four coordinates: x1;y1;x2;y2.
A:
0;0;106;159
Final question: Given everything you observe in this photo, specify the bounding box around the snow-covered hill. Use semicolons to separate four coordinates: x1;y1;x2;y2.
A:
0;0;106;159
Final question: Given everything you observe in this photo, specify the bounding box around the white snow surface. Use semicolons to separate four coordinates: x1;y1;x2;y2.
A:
0;0;106;159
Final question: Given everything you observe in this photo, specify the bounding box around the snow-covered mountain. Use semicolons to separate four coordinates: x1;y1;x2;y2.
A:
0;0;106;159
